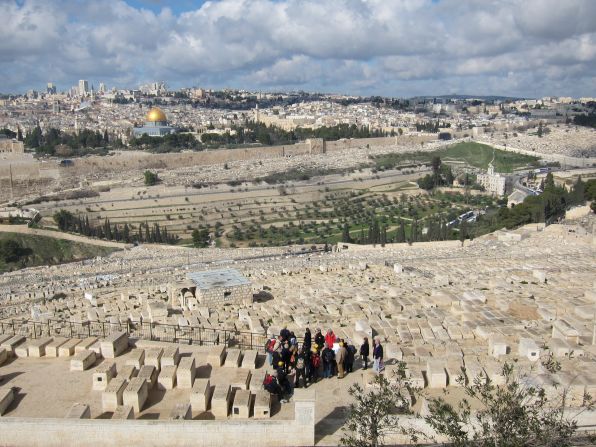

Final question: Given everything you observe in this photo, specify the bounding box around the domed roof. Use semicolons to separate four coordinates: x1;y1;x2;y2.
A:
146;107;167;123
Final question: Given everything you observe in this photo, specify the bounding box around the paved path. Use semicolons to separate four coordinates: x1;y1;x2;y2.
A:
0;224;131;249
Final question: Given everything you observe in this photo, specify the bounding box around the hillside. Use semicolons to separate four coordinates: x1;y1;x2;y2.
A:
0;232;120;273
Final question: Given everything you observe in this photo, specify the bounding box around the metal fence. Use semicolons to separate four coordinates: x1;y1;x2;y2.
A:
0;319;271;352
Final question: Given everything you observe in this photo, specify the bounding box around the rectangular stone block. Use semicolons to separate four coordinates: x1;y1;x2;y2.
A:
0;335;25;356
0;387;14;415
117;364;137;380
158;365;177;390
169;403;192;420
211;384;231;418
249;370;265;391
123;377;149;413
0;334;13;346
0;348;6;367
231;389;251;418
137;365;158;389
14;343;29;358
145;348;163;371
100;331;128;358
45;337;68;357
230;368;251;391
70;349;96;371
253;390;271;419
426;359;447;388
224;348;242;368
190;378;211;412
102;377;127;412
125;348;145;369
240;350;258;369
58;338;81;357
177;357;196;389
89;341;103;357
161;346;180;367
93;362;117;391
28;337;53;357
65;403;90;419
112;405;134;420
207;345;226;367
75;337;98;353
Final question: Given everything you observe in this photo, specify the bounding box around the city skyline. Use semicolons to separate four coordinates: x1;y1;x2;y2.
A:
1;0;596;98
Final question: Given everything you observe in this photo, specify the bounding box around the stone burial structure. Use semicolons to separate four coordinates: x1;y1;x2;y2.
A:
171;269;252;308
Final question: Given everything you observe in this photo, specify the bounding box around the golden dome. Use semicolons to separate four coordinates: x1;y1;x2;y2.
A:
146;107;167;123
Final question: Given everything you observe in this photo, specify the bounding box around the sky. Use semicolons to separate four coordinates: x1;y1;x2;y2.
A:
1;0;595;98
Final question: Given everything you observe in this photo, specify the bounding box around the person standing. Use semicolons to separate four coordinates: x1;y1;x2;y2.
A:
322;343;335;379
345;340;356;373
372;337;384;373
314;328;325;351
336;340;347;379
294;347;308;388
325;328;337;348
303;328;312;352
360;337;370;370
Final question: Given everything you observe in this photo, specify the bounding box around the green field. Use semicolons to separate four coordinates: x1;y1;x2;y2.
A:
0;232;120;273
441;142;540;173
372;141;541;174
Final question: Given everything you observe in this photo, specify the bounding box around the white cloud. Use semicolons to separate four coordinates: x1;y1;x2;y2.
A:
0;0;595;97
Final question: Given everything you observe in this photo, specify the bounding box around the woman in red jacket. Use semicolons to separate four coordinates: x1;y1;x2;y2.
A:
325;329;336;348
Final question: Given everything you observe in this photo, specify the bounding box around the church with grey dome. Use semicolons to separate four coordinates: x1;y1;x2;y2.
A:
133;107;175;137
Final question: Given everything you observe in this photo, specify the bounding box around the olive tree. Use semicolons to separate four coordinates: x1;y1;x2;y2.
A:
423;358;593;447
340;363;417;447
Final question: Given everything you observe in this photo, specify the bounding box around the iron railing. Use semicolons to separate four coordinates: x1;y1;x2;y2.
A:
0;319;274;351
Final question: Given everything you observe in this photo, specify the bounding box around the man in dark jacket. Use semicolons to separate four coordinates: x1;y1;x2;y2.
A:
314;328;325;351
345;340;357;373
360;337;370;370
321;343;335;378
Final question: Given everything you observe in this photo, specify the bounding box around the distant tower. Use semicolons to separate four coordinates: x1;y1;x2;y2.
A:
254;104;260;123
78;79;89;97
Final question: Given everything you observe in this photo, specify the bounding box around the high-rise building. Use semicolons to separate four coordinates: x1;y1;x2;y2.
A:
78;79;89;97
98;82;106;94
46;83;57;95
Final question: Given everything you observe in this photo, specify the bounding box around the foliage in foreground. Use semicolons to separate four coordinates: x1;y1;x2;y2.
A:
423;358;593;447
340;363;416;447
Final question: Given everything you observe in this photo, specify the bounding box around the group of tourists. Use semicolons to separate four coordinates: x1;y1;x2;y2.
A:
262;327;385;403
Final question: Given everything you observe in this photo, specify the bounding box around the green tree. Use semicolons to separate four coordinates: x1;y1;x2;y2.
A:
341;223;352;243
144;170;159;186
431;156;442;189
396;219;406;243
340;366;414;447
423;360;592;447
53;209;76;231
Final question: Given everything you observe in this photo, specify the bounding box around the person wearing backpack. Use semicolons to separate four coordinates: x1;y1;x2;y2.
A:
294;347;308;388
360;337;370;370
265;337;276;366
322;343;335;379
276;365;293;400
263;372;285;403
